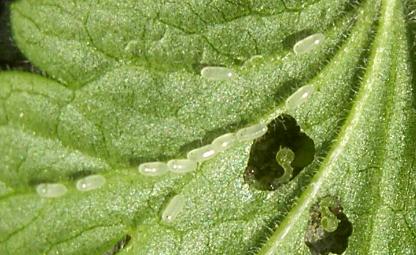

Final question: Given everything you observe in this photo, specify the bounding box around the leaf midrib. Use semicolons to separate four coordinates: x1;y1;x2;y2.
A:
256;0;399;253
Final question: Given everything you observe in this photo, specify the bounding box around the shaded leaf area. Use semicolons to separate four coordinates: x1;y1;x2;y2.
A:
0;1;25;68
0;1;45;80
0;0;415;255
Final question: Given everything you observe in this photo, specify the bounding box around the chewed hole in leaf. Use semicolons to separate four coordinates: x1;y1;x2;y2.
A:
304;196;353;255
103;234;131;255
244;114;315;191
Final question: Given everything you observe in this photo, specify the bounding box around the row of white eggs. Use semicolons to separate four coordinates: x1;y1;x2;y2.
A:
36;174;106;198
35;86;311;221
138;32;324;176
34;33;323;223
200;33;325;81
138;123;268;176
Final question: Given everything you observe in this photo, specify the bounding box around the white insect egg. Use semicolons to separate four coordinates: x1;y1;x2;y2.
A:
187;144;217;162
211;133;237;152
167;159;197;174
161;194;186;223
236;123;268;142
138;162;169;176
285;85;315;110
293;33;325;55
36;183;67;198
76;175;106;192
200;66;234;81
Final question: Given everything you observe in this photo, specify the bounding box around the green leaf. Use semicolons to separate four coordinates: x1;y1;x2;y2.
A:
0;0;415;254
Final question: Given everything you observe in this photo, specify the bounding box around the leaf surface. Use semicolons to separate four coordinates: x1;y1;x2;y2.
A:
0;0;415;254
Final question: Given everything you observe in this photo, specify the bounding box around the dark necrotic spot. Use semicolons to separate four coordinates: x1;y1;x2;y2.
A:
244;114;315;191
103;234;131;255
304;196;353;255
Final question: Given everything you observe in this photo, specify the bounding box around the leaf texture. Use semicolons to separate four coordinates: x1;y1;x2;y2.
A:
0;0;415;254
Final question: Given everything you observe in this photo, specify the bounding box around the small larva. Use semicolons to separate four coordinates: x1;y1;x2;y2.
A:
167;159;197;174
293;33;325;55
138;162;169;176
236;123;268;142
285;85;315;111
274;147;295;184
36;183;67;198
187;144;217;162
76;175;106;192
211;133;236;152
319;196;340;232
200;66;234;81
305;196;349;255
161;194;186;223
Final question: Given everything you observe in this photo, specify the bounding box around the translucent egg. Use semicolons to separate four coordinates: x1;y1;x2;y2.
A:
161;194;186;223
236;123;268;142
138;162;169;176
285;85;315;110
76;175;106;192
293;33;325;54
187;144;217;162
36;183;67;198
212;133;236;152
167;159;197;174
201;66;234;81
